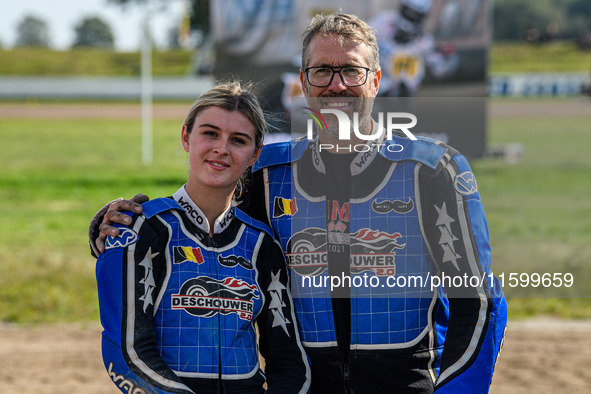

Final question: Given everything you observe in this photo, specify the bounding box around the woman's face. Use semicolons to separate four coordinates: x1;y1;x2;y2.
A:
182;106;261;196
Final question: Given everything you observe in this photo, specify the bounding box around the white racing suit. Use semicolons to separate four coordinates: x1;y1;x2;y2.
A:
370;10;459;97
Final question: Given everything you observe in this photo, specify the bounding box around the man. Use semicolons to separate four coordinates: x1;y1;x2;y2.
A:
91;13;506;393
369;0;459;97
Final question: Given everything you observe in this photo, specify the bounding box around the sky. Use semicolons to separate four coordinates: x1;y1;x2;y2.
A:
0;0;186;51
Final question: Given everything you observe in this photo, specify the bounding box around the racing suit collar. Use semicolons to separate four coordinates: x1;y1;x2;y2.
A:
311;119;385;176
172;185;235;235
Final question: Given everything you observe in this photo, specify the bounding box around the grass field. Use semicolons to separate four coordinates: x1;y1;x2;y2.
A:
1;42;591;76
490;42;591;73
0;48;194;76
0;115;188;323
475;100;591;317
0;99;590;323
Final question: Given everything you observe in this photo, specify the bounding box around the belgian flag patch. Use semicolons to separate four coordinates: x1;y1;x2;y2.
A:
174;246;205;265
273;196;298;218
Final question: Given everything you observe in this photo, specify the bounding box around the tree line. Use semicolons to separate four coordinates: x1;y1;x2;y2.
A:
12;15;116;49
8;11;186;50
8;0;591;50
107;0;591;43
493;0;591;42
114;0;591;44
493;0;591;44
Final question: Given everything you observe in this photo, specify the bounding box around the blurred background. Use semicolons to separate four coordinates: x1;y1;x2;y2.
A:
1;0;590;393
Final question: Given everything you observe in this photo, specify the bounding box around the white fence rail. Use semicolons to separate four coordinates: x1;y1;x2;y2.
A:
0;76;214;100
0;74;589;99
489;73;590;97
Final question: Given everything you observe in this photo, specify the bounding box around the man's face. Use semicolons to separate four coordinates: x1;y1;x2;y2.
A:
300;35;381;138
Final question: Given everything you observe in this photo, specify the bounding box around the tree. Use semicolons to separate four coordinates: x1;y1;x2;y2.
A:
15;15;51;48
493;0;591;41
107;0;210;38
190;0;210;37
493;0;562;41
568;0;591;38
72;16;115;49
107;0;144;5
107;0;167;8
568;0;591;17
167;24;182;49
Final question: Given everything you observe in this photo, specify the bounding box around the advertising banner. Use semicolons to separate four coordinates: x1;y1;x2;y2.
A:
211;0;490;157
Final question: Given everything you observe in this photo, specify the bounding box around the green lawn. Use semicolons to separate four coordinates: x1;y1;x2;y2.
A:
0;48;194;76
475;107;591;317
1;42;590;77
0;99;590;323
0;116;187;323
491;42;591;73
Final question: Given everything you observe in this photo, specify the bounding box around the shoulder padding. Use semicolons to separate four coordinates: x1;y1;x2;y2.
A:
253;135;447;170
252;138;309;172
141;197;183;219
381;135;448;169
234;208;274;239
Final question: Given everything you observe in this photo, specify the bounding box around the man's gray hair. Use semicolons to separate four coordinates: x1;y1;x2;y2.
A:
301;12;379;71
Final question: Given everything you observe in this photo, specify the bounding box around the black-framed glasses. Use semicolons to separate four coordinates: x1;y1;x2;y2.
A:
304;66;372;87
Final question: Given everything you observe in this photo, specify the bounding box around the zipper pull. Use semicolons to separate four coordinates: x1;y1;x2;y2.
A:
343;364;351;394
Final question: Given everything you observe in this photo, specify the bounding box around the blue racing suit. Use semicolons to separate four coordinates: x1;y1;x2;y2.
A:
96;186;311;394
242;130;507;393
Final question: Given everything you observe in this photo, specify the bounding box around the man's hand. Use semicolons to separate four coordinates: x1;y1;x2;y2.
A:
94;193;150;254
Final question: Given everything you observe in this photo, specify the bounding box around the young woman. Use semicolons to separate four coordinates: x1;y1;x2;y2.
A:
96;82;310;394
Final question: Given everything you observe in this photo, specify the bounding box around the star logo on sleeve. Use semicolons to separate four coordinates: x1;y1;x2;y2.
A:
434;203;461;270
139;247;159;313
267;270;291;336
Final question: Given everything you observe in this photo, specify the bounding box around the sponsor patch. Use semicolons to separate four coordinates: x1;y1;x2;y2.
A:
174;246;205;265
372;198;414;214
215;207;234;231
171;276;259;321
350;229;404;276
454;171;478;196
327;200;350;241
286;228;328;277
218;254;253;270
107;362;147;394
105;228;138;250
350;229;405;253
328;220;347;233
273;196;298;218
353;150;375;170
286;227;405;277
177;195;205;226
329;200;350;222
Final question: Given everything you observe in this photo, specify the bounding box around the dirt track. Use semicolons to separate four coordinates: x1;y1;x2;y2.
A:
1;319;590;393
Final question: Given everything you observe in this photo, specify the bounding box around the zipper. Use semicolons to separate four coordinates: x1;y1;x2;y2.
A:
343;363;351;393
215;237;224;394
207;233;223;394
332;297;352;394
